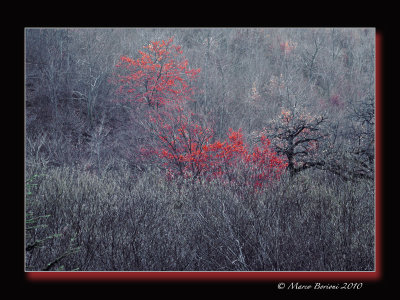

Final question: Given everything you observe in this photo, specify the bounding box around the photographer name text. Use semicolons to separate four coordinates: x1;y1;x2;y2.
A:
277;282;363;290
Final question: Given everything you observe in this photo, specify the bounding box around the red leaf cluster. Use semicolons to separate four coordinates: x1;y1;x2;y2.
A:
153;112;287;189
114;37;200;109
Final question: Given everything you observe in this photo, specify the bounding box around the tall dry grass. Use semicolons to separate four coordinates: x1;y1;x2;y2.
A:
25;160;374;271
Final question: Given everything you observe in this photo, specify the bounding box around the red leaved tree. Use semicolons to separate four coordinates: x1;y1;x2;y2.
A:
111;37;201;169
149;117;287;188
114;37;201;110
112;37;287;189
206;129;287;188
147;104;214;179
247;135;288;188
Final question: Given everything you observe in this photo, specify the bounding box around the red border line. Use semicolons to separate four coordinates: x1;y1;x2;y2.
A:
26;271;380;282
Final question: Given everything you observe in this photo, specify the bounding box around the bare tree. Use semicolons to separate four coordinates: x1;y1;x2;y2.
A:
70;28;120;128
26;29;73;122
260;107;328;177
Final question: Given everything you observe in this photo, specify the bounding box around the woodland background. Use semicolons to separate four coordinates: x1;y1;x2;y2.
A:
25;28;375;271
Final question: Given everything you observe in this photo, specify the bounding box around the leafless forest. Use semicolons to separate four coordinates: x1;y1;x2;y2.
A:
25;28;375;271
